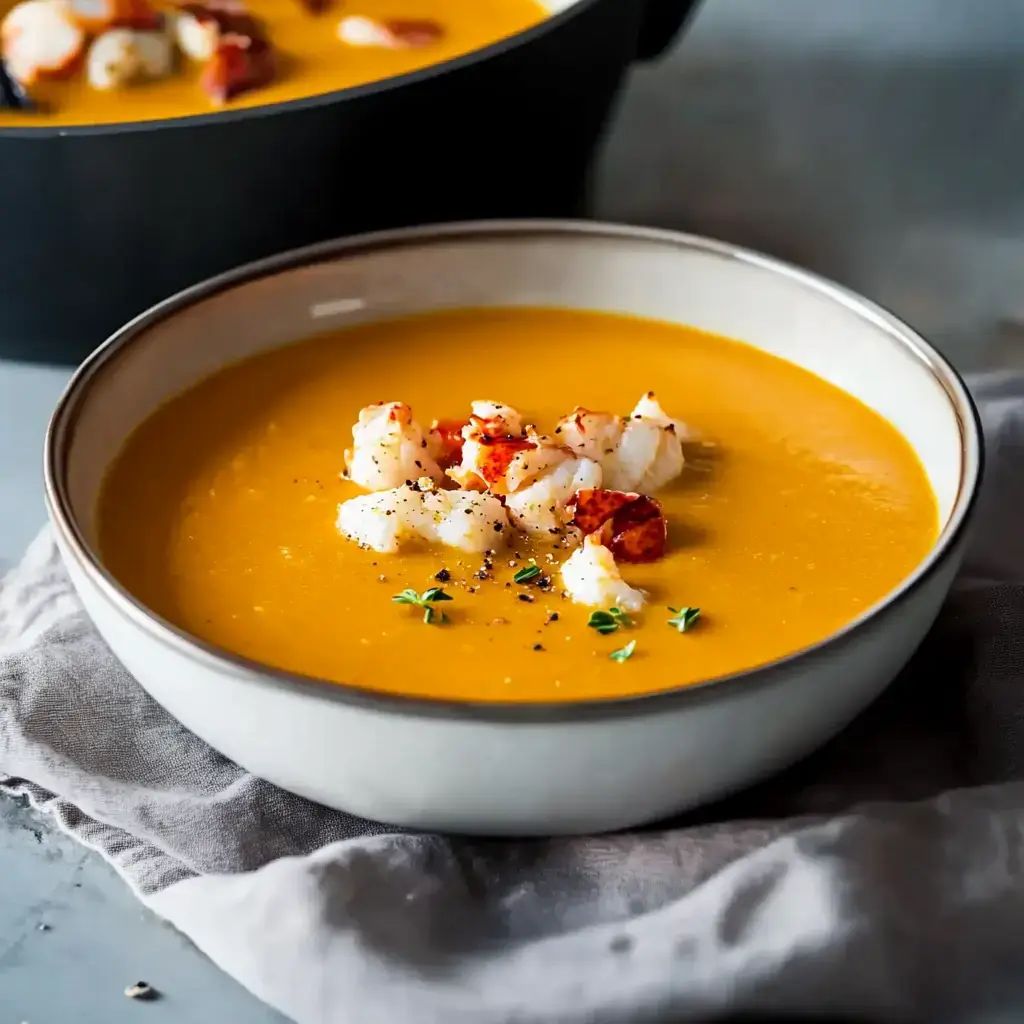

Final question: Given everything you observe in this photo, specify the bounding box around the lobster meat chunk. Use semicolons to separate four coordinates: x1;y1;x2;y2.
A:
475;436;537;490
69;0;162;32
176;2;265;62
1;0;86;86
337;14;444;49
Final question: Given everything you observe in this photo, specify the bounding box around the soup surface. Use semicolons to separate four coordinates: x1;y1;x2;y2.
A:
98;308;939;703
0;0;546;127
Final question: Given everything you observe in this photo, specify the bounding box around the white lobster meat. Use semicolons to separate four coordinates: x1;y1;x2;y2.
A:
448;410;602;537
86;27;173;90
1;0;85;85
336;14;395;48
502;432;602;537
466;399;524;438
336;481;510;555
336;14;443;50
554;408;623;463
556;392;690;494
174;7;218;61
446;400;526;491
560;534;646;612
344;402;444;492
68;0;161;33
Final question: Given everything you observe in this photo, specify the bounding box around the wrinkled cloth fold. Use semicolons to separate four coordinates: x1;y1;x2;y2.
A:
2;371;1024;1024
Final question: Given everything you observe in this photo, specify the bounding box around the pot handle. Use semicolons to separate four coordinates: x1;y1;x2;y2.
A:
634;0;703;62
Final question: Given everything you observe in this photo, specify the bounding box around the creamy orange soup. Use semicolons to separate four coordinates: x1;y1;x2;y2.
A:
0;0;545;127
97;308;939;703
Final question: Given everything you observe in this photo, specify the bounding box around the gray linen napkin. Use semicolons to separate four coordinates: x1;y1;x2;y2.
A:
3;371;1024;1024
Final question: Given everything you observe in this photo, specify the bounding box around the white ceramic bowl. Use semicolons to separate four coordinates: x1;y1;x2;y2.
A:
44;221;983;836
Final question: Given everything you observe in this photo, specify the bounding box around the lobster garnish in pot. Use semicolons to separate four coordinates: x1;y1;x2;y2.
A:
86;25;175;90
384;19;444;47
1;0;86;86
176;2;266;62
568;488;668;563
68;0;162;33
200;32;275;104
337;14;444;50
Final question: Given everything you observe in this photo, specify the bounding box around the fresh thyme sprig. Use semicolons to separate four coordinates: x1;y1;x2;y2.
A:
609;640;636;663
513;565;542;584
667;607;701;633
587;607;633;635
392;587;453;625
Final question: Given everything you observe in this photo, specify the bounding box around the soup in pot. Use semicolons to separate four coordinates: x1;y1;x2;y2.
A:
0;0;546;126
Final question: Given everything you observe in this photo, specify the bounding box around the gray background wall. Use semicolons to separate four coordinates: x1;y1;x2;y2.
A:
596;0;1024;372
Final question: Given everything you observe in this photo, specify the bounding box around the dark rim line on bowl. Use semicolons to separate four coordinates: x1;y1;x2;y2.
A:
0;0;599;139
44;220;985;724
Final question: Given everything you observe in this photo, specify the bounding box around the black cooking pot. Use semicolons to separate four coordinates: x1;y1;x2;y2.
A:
0;0;699;365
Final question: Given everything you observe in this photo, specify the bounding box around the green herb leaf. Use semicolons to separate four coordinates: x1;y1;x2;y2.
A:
587;607;633;634
667;606;701;633
393;587;453;625
587;610;617;634
609;640;636;663
513;565;542;584
609;607;633;628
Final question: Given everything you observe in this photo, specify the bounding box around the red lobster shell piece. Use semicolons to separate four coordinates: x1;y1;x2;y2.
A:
337;14;444;49
568;488;667;563
476;436;535;490
430;418;468;471
178;2;265;40
200;33;275;104
383;18;444;47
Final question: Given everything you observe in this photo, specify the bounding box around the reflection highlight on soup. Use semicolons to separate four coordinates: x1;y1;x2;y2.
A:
0;0;546;125
97;308;939;703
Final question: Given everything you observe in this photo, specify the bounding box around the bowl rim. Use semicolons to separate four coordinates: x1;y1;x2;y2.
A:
0;0;590;139
44;219;985;723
